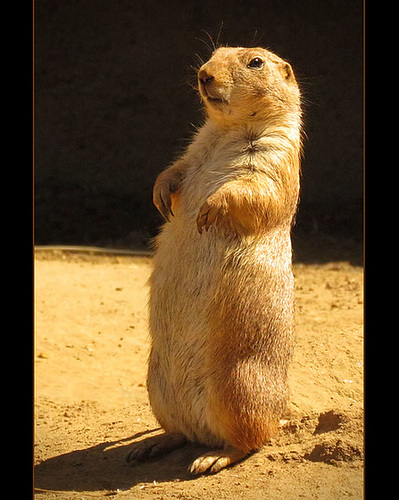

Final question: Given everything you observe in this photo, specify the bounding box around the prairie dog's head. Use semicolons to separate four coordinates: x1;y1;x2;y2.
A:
198;47;300;126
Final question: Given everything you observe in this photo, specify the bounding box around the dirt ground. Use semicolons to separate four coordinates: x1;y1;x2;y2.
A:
34;248;364;499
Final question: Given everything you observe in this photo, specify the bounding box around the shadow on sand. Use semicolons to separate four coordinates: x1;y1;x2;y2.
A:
34;429;211;494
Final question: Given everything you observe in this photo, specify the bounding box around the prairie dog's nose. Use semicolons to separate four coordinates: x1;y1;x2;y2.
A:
198;68;214;85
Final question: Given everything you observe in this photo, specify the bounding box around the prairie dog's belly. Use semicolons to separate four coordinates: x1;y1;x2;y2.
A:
148;220;225;444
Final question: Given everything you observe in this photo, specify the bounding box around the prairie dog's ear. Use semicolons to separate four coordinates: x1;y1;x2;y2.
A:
279;61;294;81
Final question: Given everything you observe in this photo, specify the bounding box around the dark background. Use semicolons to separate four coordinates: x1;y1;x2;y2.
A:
34;0;363;264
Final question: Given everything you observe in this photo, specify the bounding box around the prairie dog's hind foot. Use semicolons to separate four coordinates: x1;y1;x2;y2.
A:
126;432;187;465
189;445;248;475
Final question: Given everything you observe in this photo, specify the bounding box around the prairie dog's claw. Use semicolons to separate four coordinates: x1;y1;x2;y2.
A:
153;169;183;221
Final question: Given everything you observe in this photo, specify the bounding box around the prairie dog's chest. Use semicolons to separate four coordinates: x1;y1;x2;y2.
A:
180;130;246;212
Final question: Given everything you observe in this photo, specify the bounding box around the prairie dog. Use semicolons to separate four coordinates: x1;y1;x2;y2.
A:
126;46;302;474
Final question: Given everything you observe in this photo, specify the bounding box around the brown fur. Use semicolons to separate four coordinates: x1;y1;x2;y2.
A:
126;46;302;474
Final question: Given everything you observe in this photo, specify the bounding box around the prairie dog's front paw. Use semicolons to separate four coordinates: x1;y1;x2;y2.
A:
153;168;183;221
197;192;228;234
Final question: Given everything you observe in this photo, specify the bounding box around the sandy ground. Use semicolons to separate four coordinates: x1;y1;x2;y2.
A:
34;249;364;499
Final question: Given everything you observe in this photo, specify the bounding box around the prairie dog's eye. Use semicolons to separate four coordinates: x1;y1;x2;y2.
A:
248;57;264;69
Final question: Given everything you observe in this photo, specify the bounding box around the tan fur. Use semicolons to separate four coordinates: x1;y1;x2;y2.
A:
128;46;302;474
